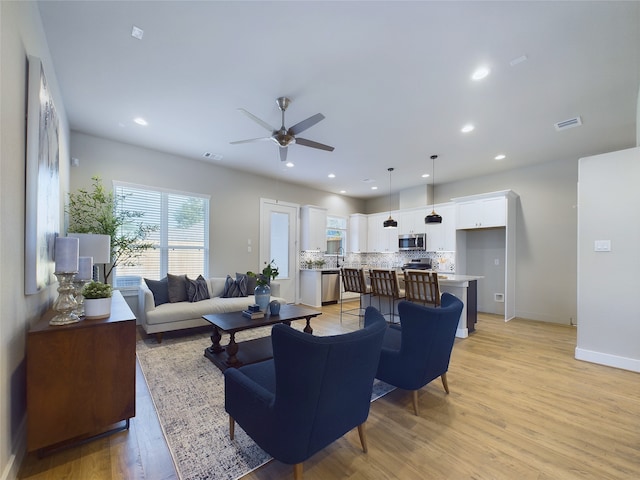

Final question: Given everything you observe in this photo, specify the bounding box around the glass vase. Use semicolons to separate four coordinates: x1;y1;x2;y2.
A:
254;283;271;312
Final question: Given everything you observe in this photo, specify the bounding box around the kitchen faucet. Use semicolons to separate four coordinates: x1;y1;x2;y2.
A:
336;247;344;268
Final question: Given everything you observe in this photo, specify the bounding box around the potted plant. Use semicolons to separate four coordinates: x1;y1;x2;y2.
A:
248;260;279;311
82;281;113;319
67;176;156;283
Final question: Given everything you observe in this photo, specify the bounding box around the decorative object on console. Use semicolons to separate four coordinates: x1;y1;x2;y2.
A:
425;154;443;224
68;233;111;282
50;237;80;326
81;280;113;320
383;167;398;229
73;256;93;317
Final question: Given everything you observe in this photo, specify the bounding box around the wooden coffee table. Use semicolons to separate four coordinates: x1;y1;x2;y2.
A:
202;304;321;371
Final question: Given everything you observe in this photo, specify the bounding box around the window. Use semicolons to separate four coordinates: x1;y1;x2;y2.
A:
326;216;347;254
113;181;209;287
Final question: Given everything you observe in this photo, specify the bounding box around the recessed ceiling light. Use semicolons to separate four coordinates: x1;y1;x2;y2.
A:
461;124;475;133
471;66;490;80
131;26;144;40
133;117;148;126
339;190;346;194
421;173;430;178
371;186;378;190
285;162;294;168
328;173;336;178
494;154;506;160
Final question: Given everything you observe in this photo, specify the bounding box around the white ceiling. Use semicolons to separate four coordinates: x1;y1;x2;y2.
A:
38;1;640;198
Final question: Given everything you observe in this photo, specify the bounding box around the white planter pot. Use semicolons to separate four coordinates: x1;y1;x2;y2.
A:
84;297;112;319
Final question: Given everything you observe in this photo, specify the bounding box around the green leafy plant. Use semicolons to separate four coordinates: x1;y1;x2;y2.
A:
248;260;279;286
81;280;113;299
66;176;157;282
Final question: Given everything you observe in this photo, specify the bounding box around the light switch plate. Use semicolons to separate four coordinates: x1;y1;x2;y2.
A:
594;240;611;252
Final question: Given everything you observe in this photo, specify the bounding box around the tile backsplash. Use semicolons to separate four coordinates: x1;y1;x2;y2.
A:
299;250;455;272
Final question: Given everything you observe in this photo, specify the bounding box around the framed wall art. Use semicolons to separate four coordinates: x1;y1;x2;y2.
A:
25;55;60;294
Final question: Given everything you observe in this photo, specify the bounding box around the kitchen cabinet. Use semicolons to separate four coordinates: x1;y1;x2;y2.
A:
453;190;518;322
300;205;327;251
426;203;456;251
455;196;506;229
398;208;426;235
349;213;368;253
367;212;398;252
27;291;136;452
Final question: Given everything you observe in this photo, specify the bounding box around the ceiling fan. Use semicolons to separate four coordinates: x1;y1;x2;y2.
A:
231;97;334;162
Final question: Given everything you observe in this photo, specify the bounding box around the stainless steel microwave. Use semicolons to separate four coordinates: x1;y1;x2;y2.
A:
398;233;426;251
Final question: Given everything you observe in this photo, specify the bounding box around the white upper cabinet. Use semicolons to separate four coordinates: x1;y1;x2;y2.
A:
367;212;398;252
348;214;368;253
455;195;506;229
398;208;427;235
300;205;327;251
425;203;455;251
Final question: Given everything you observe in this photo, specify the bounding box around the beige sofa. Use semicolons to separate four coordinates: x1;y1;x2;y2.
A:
138;277;284;342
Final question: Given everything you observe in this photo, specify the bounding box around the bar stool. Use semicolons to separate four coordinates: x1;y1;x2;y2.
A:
340;268;369;325
403;269;441;307
369;269;405;324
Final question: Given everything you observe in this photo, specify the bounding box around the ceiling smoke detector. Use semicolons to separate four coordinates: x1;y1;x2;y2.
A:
554;116;582;131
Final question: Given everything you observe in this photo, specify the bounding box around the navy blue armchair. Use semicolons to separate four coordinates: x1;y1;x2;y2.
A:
224;307;387;480
375;293;464;415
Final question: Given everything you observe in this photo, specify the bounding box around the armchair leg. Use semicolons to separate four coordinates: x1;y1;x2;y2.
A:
293;463;303;480
412;390;420;416
229;415;235;440
441;372;450;394
357;423;368;453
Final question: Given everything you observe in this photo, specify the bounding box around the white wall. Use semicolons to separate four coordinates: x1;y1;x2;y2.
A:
69;133;365;278
576;146;640;372
0;2;70;479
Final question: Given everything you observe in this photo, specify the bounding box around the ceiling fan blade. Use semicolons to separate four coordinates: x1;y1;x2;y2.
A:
295;137;335;152
279;146;288;162
288;113;325;135
230;137;271;145
238;108;276;132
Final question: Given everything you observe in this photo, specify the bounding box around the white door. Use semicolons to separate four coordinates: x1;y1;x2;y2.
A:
260;199;299;303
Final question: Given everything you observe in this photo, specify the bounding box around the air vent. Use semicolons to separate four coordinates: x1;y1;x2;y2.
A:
202;152;223;160
554;116;582;131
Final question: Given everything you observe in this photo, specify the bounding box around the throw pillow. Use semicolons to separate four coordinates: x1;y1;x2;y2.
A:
222;274;248;298
167;273;189;303
187;275;210;302
144;277;169;306
236;272;257;293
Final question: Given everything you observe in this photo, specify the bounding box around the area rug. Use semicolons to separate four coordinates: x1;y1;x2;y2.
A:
137;328;395;480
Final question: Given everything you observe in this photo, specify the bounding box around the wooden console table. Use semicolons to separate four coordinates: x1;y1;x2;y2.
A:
26;290;136;453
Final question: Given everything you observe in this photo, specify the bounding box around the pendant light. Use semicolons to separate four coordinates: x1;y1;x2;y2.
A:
425;155;443;224
383;167;398;229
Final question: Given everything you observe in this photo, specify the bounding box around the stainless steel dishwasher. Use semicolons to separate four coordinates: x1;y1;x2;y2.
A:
321;270;340;305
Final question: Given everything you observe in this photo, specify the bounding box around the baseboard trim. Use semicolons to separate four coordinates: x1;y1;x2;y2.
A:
1;417;26;480
575;347;640;373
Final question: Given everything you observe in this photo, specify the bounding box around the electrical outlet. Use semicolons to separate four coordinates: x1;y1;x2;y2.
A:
494;258;500;266
494;293;504;303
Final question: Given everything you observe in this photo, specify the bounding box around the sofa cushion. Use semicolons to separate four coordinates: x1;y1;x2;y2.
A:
187;274;210;302
145;277;169;306
222;274;247;298
237;272;257;293
167;273;189;303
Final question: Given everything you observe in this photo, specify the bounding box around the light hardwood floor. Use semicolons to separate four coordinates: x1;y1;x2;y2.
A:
19;304;640;480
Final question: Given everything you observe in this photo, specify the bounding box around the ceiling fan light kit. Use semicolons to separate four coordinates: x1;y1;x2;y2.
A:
425;155;443;224
231;97;334;163
384;167;398;229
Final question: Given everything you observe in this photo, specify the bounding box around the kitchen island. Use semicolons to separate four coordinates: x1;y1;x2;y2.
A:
360;272;482;338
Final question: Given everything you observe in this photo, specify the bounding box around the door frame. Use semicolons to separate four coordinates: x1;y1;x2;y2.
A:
259;198;300;303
